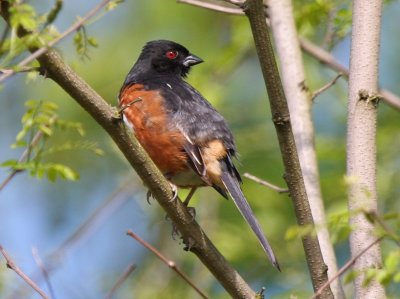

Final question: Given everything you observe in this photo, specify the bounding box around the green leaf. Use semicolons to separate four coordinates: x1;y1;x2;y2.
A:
106;0;125;11
87;37;98;48
285;224;316;241
9;4;38;31
344;270;358;284
11;140;27;148
53;164;79;181
46;166;57;182
15;128;28;141
384;251;400;273
39;124;53;136
0;159;19;168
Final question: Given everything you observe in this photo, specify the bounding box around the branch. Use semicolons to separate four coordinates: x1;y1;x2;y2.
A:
0;2;256;297
347;0;386;297
243;172;288;193
243;0;333;297
105;263;136;299
267;2;344;296
299;38;400;111
0;0;111;83
177;0;243;15
311;73;343;101
310;236;384;299
0;245;50;299
177;1;400;112
127;230;209;299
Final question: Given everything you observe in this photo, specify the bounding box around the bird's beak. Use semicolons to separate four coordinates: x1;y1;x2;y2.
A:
183;54;203;67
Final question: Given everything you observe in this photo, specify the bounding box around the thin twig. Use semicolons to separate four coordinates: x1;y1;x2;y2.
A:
177;0;243;14
366;211;400;247
0;66;41;75
0;115;57;192
126;230;209;299
105;263;136;299
0;245;50;299
243;172;288;193
299;38;400;111
311;73;343;101
310;236;384;299
118;98;142;114
32;247;56;299
0;0;112;82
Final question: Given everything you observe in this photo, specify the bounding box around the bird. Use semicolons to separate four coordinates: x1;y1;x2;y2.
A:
118;40;279;270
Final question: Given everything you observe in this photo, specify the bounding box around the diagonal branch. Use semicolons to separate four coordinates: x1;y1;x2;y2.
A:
0;245;50;299
127;230;209;299
105;263;136;299
310;236;384;299
0;2;257;298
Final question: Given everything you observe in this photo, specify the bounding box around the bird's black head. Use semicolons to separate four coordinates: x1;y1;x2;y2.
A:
126;40;203;83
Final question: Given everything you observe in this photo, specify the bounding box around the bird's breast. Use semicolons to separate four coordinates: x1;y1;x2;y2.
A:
119;84;188;174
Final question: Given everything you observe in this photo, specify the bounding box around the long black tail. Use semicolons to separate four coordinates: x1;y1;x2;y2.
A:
220;171;280;271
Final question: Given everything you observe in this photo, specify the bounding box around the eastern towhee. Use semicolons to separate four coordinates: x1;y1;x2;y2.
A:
119;40;279;270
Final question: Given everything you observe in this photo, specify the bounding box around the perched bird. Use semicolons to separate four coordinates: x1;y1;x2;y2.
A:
119;40;279;270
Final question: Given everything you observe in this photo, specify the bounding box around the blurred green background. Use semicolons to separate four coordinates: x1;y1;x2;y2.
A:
0;1;399;298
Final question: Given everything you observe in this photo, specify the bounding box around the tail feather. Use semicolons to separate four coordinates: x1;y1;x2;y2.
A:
220;172;280;271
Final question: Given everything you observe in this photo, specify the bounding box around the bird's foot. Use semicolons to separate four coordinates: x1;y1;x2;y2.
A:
182;235;196;251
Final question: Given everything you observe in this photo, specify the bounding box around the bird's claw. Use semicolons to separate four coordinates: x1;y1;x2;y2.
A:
146;190;153;205
168;183;178;202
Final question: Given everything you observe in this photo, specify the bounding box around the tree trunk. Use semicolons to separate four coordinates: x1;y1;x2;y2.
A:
347;0;386;298
268;1;344;298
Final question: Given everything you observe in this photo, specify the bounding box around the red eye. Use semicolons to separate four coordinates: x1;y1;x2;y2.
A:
166;50;178;59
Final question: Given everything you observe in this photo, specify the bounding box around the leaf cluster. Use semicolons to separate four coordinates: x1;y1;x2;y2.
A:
1;100;103;183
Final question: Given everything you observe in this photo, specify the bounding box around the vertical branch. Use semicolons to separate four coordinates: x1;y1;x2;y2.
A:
267;1;344;298
347;0;386;298
243;0;333;297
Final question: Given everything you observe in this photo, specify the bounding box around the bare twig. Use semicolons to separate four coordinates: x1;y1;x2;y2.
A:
177;0;243;15
299;38;400;111
243;172;288;193
105;263;136;299
0;245;50;299
310;236;384;299
0;115;57;192
0;0;112;82
311;73;343;101
127;230;209;299
0;66;41;74
32;247;56;299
